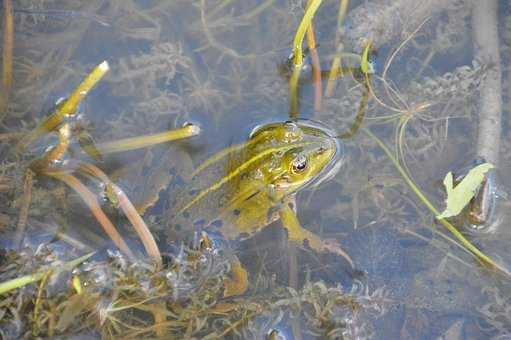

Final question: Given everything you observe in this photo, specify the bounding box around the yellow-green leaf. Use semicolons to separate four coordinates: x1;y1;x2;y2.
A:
436;163;494;219
360;42;372;74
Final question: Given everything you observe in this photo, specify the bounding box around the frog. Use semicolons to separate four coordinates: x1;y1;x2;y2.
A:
165;119;350;261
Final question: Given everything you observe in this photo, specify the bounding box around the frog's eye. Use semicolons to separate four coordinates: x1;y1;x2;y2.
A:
291;154;308;174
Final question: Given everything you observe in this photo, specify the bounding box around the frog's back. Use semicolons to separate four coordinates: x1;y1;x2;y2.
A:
167;120;342;242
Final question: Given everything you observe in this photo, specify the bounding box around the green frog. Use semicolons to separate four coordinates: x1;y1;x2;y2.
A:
166;119;348;258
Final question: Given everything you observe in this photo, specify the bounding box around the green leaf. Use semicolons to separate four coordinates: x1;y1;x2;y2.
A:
436;163;494;219
360;42;372;74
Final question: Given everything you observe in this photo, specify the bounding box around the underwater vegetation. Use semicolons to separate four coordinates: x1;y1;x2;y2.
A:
0;0;510;338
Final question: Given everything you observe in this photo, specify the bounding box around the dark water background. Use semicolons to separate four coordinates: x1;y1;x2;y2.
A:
1;0;511;339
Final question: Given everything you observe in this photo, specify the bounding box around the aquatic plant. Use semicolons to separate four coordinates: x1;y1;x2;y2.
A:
0;0;509;337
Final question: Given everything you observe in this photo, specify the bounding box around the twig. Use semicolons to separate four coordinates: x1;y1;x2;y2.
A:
0;132;24;141
33;269;52;334
1;0;13;112
78;163;162;266
43;170;135;260
287;242;303;340
14;169;33;249
472;0;502;164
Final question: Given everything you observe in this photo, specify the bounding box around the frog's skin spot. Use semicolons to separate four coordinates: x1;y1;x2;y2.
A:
233;209;241;216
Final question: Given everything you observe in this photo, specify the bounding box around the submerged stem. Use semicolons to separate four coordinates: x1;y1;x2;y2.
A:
1;0;13;112
292;0;322;66
305;0;322;113
13;169;33;249
0;252;94;295
96;125;200;154
78;163;162;266
17;61;109;151
44;170;135;260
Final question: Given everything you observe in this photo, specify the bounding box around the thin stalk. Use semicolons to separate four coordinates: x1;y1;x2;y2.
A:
78;163;162;266
33;270;52;333
0;252;94;295
96;124;200;154
44;170;135;260
1;0;13;111
287;241;303;340
30;123;71;171
0;132;23;140
17;61;109;151
13;169;33;249
292;0;323;66
338;85;369;139
289;0;322;117
307;26;322;112
363;127;510;276
305;0;322;113
325;0;349;97
289;66;301;118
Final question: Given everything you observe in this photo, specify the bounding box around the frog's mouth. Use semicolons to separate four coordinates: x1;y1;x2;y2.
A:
295;119;345;189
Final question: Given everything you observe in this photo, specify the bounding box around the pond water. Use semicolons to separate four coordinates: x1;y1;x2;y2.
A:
1;0;511;339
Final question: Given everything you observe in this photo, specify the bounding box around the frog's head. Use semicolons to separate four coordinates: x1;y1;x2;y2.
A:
248;119;343;198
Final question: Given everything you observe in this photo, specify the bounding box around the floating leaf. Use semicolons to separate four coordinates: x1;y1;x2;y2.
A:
437;163;494;219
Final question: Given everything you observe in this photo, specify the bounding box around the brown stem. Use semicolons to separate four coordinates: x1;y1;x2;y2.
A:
306;22;322;113
0;132;23;140
1;0;13;111
44;170;136;260
14;169;33;249
30;124;71;171
78;163;162;266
